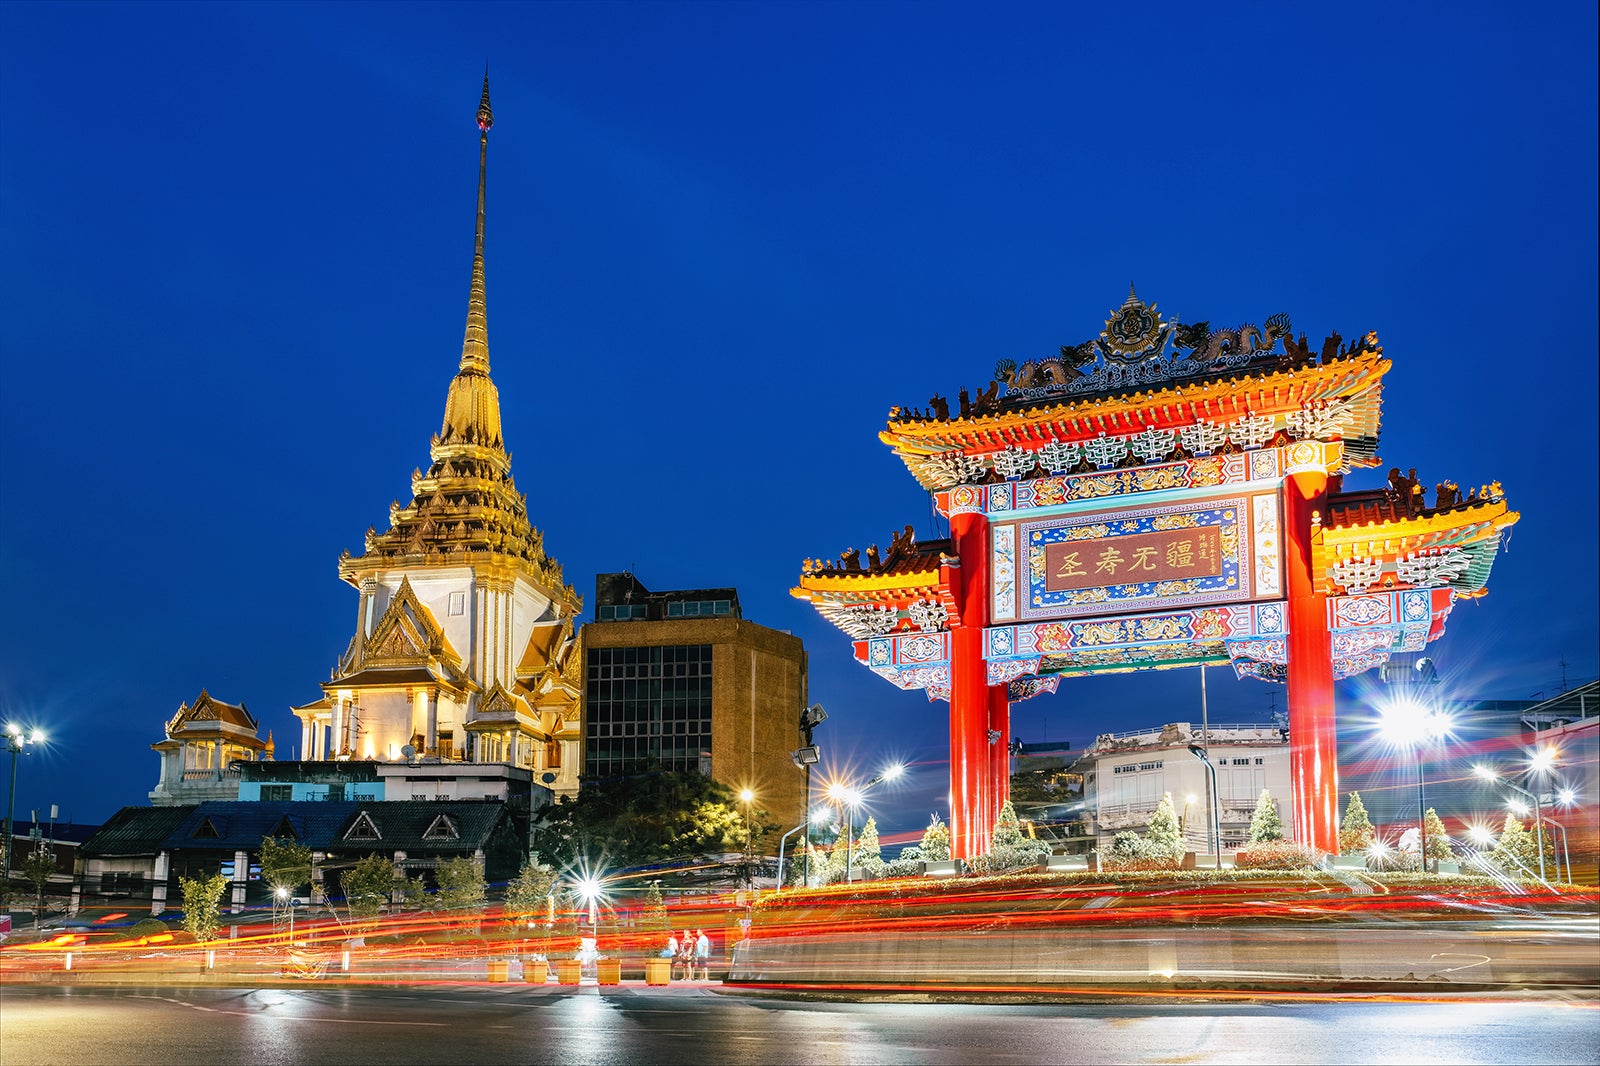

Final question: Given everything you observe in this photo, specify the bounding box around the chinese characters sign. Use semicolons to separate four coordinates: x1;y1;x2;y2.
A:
1005;491;1280;622
1043;526;1222;591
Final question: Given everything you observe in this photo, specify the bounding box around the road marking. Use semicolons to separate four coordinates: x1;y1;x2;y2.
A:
1430;953;1492;973
130;994;447;1025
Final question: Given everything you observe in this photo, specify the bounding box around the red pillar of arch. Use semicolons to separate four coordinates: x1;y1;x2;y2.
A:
1284;450;1341;855
988;684;1011;830
948;505;993;860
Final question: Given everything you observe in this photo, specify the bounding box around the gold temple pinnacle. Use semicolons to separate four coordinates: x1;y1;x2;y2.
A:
438;76;503;449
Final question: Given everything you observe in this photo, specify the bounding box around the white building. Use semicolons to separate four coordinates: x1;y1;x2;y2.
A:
1077;721;1291;853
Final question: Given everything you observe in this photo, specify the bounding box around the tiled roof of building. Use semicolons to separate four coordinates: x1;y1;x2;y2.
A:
79;805;196;856
79;800;517;856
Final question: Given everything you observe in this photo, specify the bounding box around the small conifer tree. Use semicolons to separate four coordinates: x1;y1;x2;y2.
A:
1422;807;1452;863
1248;789;1285;844
920;813;951;862
856;816;885;877
1491;813;1536;874
1338;792;1375;852
1145;793;1183;860
993;801;1025;848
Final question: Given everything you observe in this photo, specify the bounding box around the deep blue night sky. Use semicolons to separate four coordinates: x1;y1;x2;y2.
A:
2;2;1595;839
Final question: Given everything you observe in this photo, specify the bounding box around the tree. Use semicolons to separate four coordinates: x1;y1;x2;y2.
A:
179;872;228;942
20;848;56;920
529;771;756;878
788;841;824;886
1248;789;1285;845
435;856;487;930
1491;813;1554;878
919;814;951;862
855;816;885;878
639;879;669;934
1145;793;1184;860
259;836;313;898
1339;792;1375;853
822;830;849;884
341;854;399;923
1422;807;1452;863
504;853;557;928
993;801;1026;849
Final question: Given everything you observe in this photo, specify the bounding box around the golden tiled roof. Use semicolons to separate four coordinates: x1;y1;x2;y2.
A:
882;346;1388;490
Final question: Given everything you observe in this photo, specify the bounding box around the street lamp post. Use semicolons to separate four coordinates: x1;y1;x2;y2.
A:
738;789;755;889
4;724;46;909
1539;816;1571;884
776;808;831;891
276;886;296;943
1376;697;1453;873
825;764;903;884
1185;746;1221;868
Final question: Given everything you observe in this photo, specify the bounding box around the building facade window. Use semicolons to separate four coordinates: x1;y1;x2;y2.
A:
666;599;731;618
584;644;713;779
260;785;292;801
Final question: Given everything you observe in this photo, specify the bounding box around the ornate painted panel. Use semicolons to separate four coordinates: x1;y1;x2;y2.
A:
1004;490;1282;622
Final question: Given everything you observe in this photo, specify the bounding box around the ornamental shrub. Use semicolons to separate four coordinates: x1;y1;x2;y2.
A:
128;918;170;940
1109;831;1144;858
1102;829;1180;871
881;857;926;879
1233;839;1322;870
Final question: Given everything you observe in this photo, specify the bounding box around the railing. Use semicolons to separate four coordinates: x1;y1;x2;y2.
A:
1091;723;1279;745
1094;801;1264;823
181;768;242;781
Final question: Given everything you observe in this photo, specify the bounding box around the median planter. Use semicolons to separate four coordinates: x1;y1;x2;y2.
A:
486;959;509;983
596;957;622;985
555;959;582;985
645;957;671;986
523;958;548;984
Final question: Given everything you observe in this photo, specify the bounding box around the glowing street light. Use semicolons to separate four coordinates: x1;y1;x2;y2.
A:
575;875;603;929
738;789;756;889
275;885;296;943
1467;826;1496;848
3;723;46;906
824;763;904;883
1376;697;1454;873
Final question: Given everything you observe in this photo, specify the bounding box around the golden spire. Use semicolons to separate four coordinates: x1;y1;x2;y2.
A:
439;74;504;448
461;71;492;374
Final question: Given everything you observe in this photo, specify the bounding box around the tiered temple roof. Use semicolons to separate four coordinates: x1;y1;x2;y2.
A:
338;77;579;618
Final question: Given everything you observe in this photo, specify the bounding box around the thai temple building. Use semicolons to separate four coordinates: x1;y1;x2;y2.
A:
795;288;1518;859
288;77;585;798
148;690;271;806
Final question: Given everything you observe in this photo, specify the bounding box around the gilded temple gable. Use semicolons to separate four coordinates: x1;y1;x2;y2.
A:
363;578;455;668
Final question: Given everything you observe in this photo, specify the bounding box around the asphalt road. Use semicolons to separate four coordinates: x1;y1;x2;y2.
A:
2;984;1595;1065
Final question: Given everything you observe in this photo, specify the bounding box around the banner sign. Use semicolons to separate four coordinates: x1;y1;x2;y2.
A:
1005;490;1282;622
